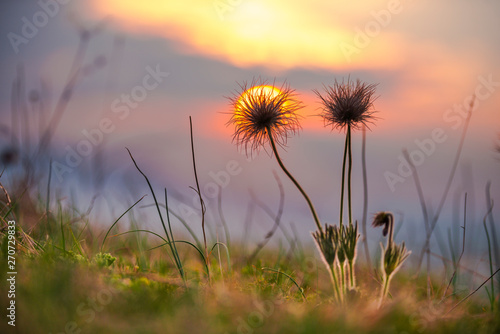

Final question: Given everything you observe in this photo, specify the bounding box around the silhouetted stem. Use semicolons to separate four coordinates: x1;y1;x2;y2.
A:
339;129;349;228
361;127;371;270
267;127;323;235
189;117;208;267
416;97;475;273
387;212;394;249
347;124;353;225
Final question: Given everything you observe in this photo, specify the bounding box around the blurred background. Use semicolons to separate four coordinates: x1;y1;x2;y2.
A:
0;0;499;268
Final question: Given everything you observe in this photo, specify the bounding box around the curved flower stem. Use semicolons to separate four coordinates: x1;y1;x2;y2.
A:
267;127;323;235
339;129;349;228
387;212;394;249
347;124;353;225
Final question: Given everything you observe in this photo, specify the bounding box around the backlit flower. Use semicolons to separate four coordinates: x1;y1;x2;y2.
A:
314;78;377;131
228;80;303;155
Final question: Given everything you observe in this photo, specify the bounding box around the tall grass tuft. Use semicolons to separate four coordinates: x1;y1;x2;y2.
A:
126;148;185;283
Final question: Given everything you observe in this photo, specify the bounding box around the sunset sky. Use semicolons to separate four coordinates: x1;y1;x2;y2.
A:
0;0;499;254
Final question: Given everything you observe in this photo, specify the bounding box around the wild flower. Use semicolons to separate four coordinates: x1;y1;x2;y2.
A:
314;78;377;132
312;225;342;302
228;80;323;234
314;78;378;294
332;225;347;295
342;222;360;289
228;80;302;156
312;225;337;267
314;78;377;227
372;211;411;307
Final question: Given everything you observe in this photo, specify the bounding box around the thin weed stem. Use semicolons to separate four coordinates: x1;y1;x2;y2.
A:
267;126;323;235
402;148;431;288
361;126;371;271
164;188;184;281
248;171;285;262
261;267;306;302
249;188;293;249
402;149;430;232
483;201;495;310
189;116;208;265
142;202;203;251
45;159;52;230
445;267;500;316
35;25;101;156
59;203;65;252
101;195;146;253
126;148;185;282
217;186;231;250
442;193;467;300
485;182;499;272
416;96;475;273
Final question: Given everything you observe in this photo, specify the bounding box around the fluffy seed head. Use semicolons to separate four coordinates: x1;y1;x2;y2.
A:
314;78;378;131
228;80;303;155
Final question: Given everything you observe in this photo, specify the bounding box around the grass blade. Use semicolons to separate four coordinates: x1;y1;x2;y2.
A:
101;195;145;252
189;116;208;261
261;267;306;301
126;148;185;281
483;201;495;310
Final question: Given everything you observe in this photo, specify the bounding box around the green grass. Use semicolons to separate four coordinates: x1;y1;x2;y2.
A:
0;210;499;334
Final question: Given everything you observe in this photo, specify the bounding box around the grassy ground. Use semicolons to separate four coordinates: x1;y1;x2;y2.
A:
0;208;499;334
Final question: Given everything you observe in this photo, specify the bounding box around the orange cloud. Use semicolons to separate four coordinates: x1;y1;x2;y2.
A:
86;0;406;71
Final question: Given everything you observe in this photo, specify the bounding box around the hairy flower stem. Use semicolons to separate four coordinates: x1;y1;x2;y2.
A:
330;266;343;303
380;275;391;307
348;260;355;288
379;213;404;308
267;127;324;235
340;262;346;293
339;130;349;228
347;124;353;225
